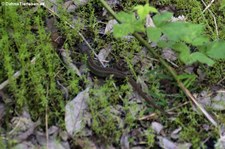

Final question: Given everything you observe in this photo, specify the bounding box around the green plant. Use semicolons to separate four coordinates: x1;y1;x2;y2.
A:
0;5;76;126
144;128;155;147
113;3;225;66
174;107;215;149
220;0;225;10
87;79;123;143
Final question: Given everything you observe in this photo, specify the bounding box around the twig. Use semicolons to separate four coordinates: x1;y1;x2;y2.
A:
100;0;218;127
45;87;49;149
217;77;225;85
203;0;215;13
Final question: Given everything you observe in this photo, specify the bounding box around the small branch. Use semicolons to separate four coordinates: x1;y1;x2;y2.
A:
45;87;49;149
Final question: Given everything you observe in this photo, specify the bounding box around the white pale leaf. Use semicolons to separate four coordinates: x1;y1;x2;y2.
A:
104;19;118;34
46;139;66;149
157;136;177;149
98;45;112;62
65;88;89;136
146;14;155;27
171;127;182;139
151;122;164;134
158;136;191;149
73;0;88;6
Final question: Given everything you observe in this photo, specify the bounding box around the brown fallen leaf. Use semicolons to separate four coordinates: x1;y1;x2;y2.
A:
65;87;89;136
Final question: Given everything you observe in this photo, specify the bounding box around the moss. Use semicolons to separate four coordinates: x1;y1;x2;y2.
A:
0;5;81;127
87;79;123;143
173;106;214;148
203;60;225;85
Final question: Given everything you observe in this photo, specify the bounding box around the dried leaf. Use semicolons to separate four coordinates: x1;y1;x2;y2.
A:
158;136;191;149
104;19;118;34
60;48;82;77
76;138;98;149
146;14;155;28
197;90;225;111
177;143;192;149
162;48;177;61
35;126;59;145
67;4;76;12
211;91;225;111
171;15;186;22
59;131;69;141
98;45;112;62
65;88;89;135
73;0;89;7
0;103;5;121
171;127;182;139
46;139;66;149
197;91;211;108
15;120;41;142
130;147;145;149
215;127;225;149
12;141;35;149
107;0;120;6
151;122;163;134
10;108;39;142
157;136;177;149
120;133;129;149
63;1;73;9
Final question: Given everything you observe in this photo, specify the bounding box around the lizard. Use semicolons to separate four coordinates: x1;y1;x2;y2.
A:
80;44;168;117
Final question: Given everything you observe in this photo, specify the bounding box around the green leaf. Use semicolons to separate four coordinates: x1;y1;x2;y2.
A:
189;52;215;66
157;40;175;48
114;11;145;36
180;23;206;45
153;12;173;26
219;0;225;10
172;43;215;66
116;12;136;23
206;40;225;59
133;20;145;32
161;22;186;41
172;42;190;53
179;51;191;63
113;24;134;38
172;42;191;64
134;4;158;20
160;21;206;46
190;36;209;46
146;27;161;42
177;73;196;88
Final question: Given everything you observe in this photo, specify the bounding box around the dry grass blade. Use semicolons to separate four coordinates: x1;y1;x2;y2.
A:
201;0;218;38
179;83;218;126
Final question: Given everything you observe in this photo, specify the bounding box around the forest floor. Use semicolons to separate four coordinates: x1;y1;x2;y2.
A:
0;0;225;148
